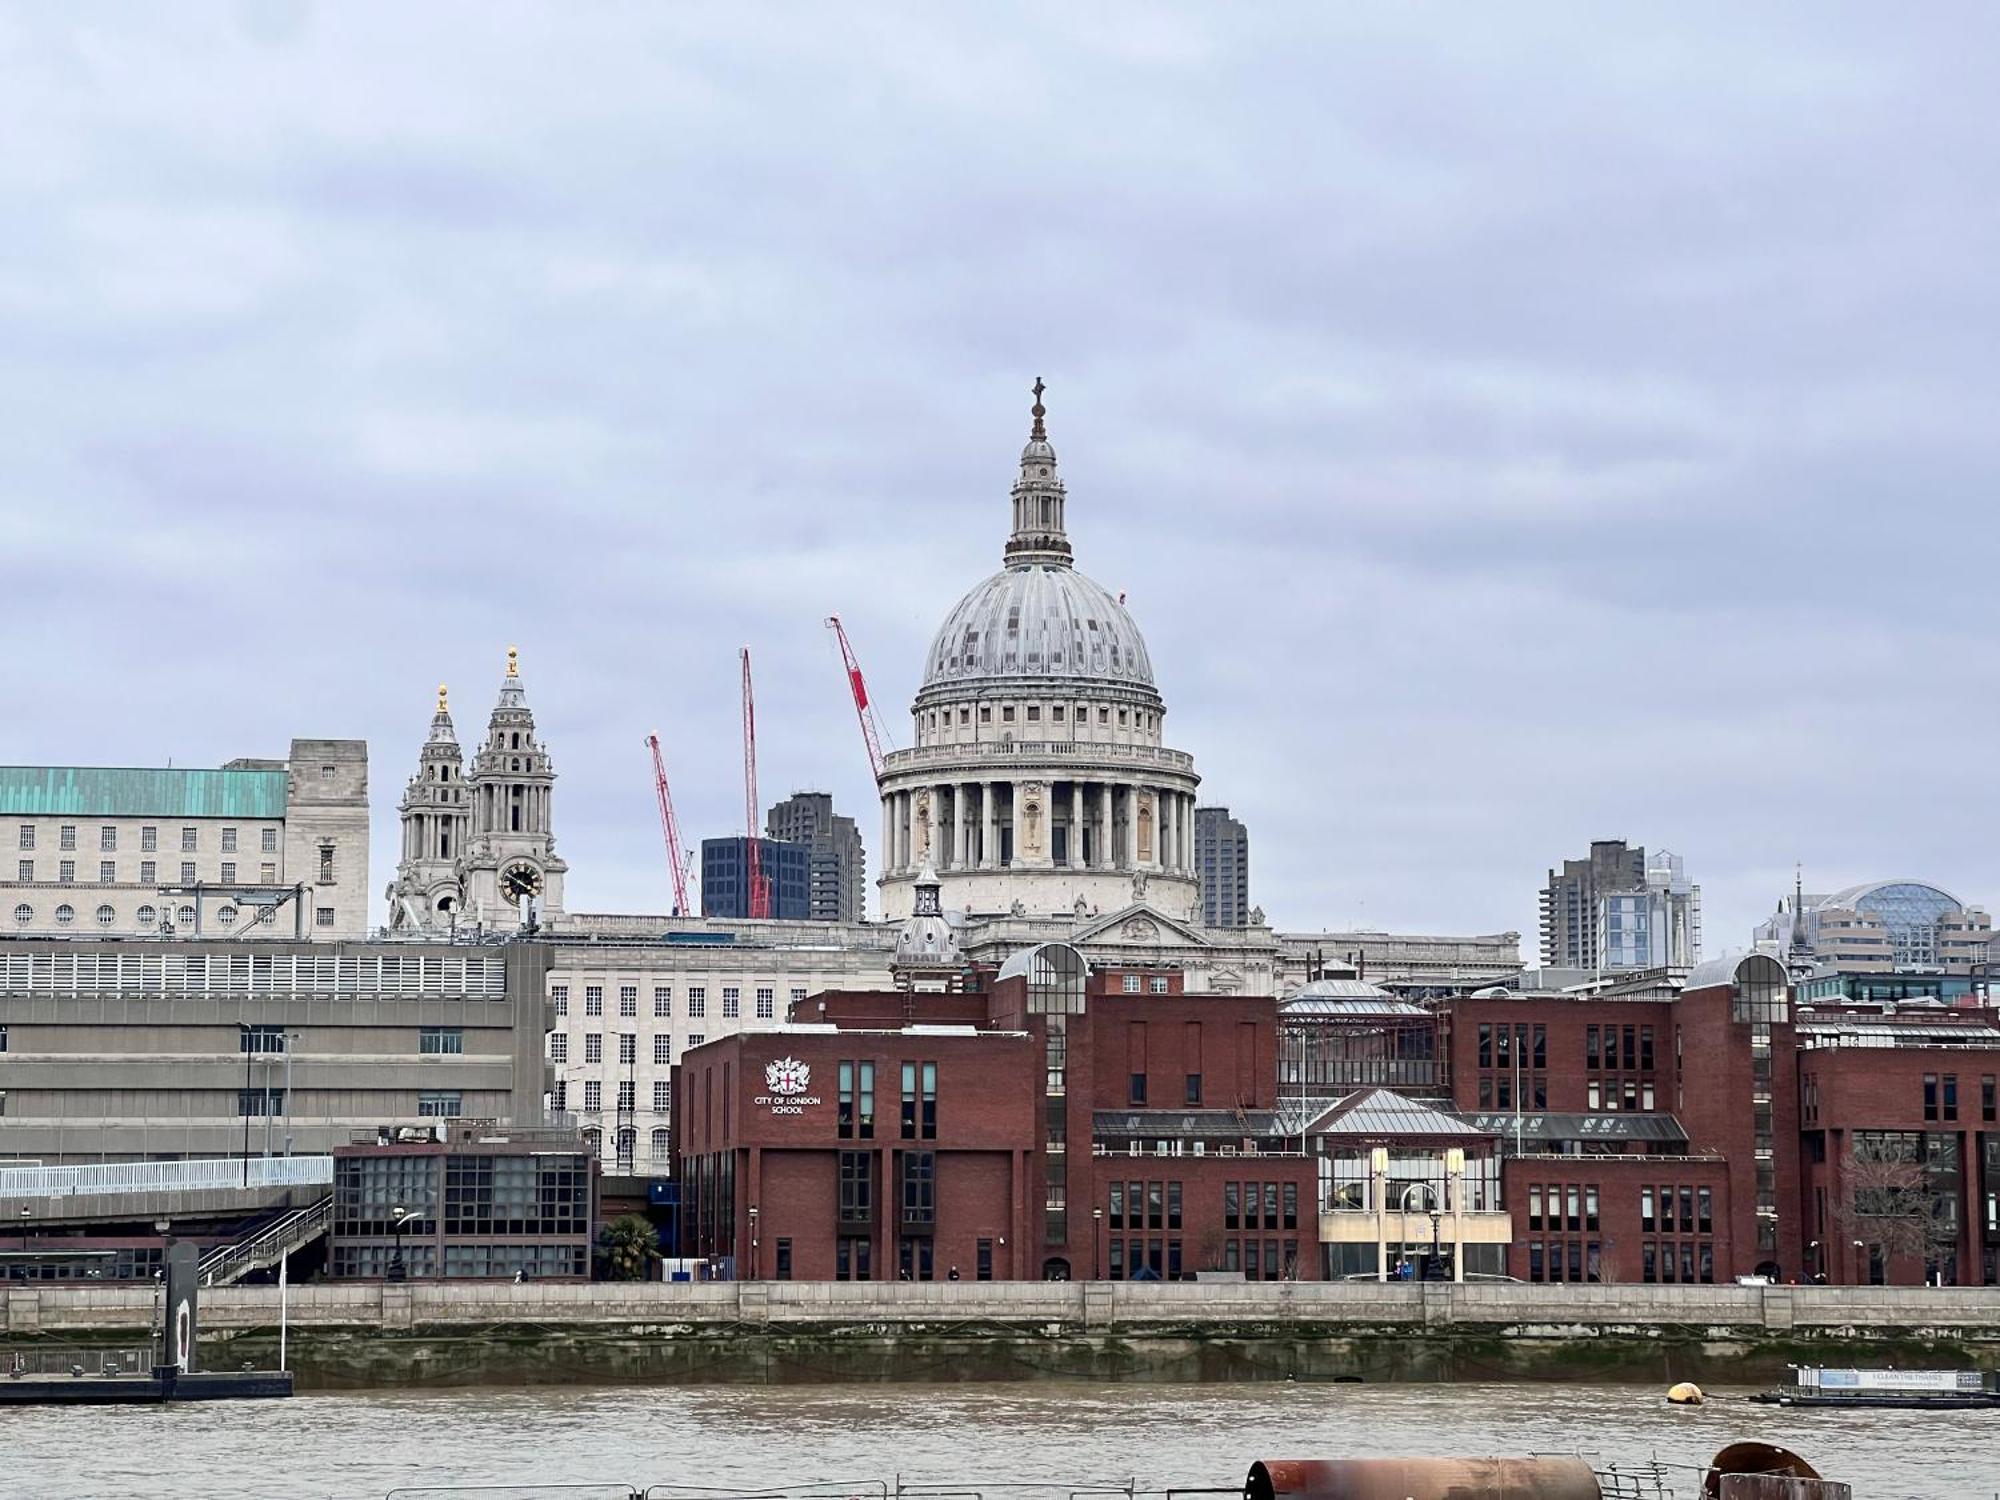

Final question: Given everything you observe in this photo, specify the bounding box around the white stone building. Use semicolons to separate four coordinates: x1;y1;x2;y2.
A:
2;741;370;941
384;649;568;934
878;382;1205;926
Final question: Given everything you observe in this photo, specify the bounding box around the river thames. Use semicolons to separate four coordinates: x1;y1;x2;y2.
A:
4;1382;1994;1499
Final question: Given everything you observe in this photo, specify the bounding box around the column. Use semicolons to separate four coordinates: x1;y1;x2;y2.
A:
951;784;966;871
1069;783;1083;869
1123;785;1138;869
1099;784;1114;869
1157;790;1171;872
1008;781;1022;870
981;782;997;870
881;794;895;881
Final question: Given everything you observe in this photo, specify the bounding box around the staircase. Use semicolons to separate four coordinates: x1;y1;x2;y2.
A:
198;1196;334;1287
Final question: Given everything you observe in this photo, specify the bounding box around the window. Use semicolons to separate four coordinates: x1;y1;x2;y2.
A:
654;1035;671;1065
141;826;157;852
318;843;335;883
619;1033;636;1065
178;861;195;884
15;860;29;882
654;987;672;1017
1943;1074;1959;1122
1170;1182;1184;1230
1149;976;1169;994
1281;1182;1297;1230
1109;1181;1125;1228
1478;1023;1493;1068
1130;1072;1147;1104
140;861;155;884
418;1091;463;1117
619;986;638;1017
901;1150;935;1226
261;827;277;853
756;986;775;1019
722;987;740;1019
59;825;76;851
220;827;237;853
97;860;115;884
260;862;275;883
136;904;155;927
100;826;117;852
1224;1181;1239;1229
1984;1076;1996;1124
1122;974;1141;994
921;1061;937;1139
688;987;706;1018
583;1081;602;1111
1924;1073;1939;1122
54;904;74;926
839;1150;873;1223
688;1034;704;1048
617;1080;635;1110
585;1034;603;1063
651;1127;670;1160
16;825;31;850
237;1088;284;1116
59;860;74;884
219;862;235;884
1185;1073;1202;1105
585;986;604;1016
240;1024;286;1053
552;985;569;1016
420;1027;464;1055
550;1034;569;1063
181;827;196;852
653;1080;670;1112
901;1061;917;1138
776;1239;793;1280
94;903;115;927
552;1080;568;1111
315;907;334;928
11;904;29;925
790;987;807;1009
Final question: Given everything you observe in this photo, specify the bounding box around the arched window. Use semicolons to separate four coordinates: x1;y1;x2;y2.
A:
176;905;196;926
217;905;238;925
12;903;31;926
95;904;116;927
55;903;75;926
582;1127;601;1154
651;1127;670;1159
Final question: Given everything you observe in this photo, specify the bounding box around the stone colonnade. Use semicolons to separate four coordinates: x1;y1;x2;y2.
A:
880;779;1196;878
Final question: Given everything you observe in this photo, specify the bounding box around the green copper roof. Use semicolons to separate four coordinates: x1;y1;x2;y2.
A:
0;766;289;819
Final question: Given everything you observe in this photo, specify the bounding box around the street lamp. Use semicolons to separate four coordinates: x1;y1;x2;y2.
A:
389;1206;414;1283
747;1205;760;1281
1092;1206;1103;1281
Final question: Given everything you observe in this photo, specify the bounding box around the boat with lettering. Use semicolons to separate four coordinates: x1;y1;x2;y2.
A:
1753;1364;1999;1409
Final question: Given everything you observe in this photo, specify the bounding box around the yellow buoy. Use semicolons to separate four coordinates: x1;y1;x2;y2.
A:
1667;1381;1705;1406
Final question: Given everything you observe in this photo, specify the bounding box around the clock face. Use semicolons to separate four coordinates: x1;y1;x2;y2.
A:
503;865;542;900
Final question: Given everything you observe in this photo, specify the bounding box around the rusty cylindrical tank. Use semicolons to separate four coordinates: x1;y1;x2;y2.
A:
1700;1443;1823;1500
1247;1457;1602;1500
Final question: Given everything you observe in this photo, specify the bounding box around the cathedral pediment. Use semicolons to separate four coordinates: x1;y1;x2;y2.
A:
1070;902;1212;949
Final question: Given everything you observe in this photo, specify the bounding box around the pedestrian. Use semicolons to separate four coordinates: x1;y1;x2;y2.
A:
947;1265;961;1281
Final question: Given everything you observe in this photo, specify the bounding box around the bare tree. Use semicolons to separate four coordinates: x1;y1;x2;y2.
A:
1837;1133;1957;1274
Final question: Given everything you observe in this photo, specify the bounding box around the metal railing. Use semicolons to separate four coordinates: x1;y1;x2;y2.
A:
0;1154;333;1201
199;1195;334;1287
882;740;1196;773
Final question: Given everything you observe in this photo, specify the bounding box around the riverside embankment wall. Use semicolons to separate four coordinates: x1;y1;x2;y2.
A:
10;1282;1999;1388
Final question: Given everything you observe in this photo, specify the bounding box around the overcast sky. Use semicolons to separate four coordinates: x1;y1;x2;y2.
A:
5;5;1995;954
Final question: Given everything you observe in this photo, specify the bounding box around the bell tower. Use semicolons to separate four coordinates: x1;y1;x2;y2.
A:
458;647;568;928
385;685;472;932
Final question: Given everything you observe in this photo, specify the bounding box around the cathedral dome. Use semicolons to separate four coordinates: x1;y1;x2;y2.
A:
921;563;1155;694
916;380;1156;702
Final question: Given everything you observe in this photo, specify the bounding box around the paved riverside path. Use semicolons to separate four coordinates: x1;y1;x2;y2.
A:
9;1279;2000;1336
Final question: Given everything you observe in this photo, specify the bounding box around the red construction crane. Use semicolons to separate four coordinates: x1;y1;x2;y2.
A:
644;733;693;918
825;614;889;783
740;645;770;919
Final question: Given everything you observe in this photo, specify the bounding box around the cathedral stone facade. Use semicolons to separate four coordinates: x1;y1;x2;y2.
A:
878;384;1204;925
386;649;567;933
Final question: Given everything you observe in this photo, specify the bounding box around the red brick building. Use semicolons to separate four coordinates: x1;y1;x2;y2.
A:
671;944;1318;1281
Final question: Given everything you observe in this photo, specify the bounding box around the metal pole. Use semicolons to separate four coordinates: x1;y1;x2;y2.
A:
240;1026;252;1187
283;1034;296;1159
278;1247;289;1373
262;1053;273;1161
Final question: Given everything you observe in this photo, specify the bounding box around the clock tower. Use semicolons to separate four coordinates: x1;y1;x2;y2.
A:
458;647;568;929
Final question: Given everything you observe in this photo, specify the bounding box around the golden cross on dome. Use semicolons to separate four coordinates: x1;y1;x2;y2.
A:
506;647;519;678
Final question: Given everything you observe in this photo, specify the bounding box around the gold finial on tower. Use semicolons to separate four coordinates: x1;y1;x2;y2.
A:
1030;376;1047;441
437;683;449;713
506;647;519;678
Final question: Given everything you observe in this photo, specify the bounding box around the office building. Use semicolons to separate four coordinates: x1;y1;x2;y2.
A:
700;838;811;921
1755;878;1993;974
1194;806;1251;928
0;938;554;1164
2;741;370;942
765;791;866;922
1538;840;1700;971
